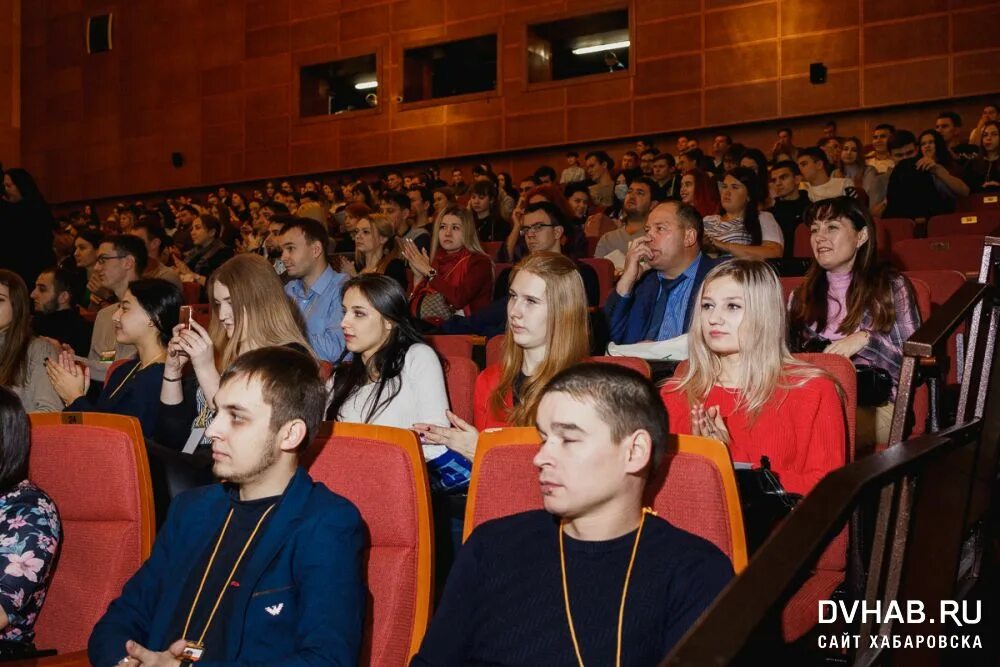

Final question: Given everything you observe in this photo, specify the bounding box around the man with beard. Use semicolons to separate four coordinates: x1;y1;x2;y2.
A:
30;266;92;355
89;347;365;666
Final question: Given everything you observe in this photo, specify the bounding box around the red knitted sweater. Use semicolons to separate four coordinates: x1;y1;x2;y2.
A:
660;376;846;496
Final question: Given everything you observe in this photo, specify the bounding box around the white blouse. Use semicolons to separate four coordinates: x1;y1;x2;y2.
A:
333;343;450;430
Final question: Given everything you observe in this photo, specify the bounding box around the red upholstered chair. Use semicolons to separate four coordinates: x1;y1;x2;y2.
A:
955;192;1000;212
588;355;651;378
181;281;200;305
877;218;913;261
27;412;155;653
779;276;803;304
481;241;502;259
792;224;811;258
104;357;131;381
485;335;504;367
426;334;475;360
463;428;749;573
192;303;211;328
893;235;987;275
318;360;334;381
586;235;599;258
926;211;1000;238
444;356;479;424
578;257;615;307
304;423;433;667
903;269;968;385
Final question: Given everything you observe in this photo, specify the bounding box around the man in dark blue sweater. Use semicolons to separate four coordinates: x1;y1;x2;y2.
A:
412;363;733;666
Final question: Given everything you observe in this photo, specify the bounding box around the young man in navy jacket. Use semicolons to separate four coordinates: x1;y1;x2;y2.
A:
89;347;365;667
605;201;725;345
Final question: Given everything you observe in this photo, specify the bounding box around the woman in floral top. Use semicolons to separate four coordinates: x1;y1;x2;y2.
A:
0;388;60;648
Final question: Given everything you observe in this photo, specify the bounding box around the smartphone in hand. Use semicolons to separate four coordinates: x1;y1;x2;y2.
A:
179;305;193;330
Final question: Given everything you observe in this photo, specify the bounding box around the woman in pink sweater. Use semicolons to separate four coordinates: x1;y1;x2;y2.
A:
661;259;847;496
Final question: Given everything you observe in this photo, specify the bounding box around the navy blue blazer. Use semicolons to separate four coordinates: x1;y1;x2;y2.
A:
605;254;725;345
88;467;365;667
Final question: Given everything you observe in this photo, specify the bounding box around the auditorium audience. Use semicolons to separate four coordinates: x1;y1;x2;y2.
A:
72;228;106;308
768;161;810;257
339;213;408;291
968;103;998;147
595;176;658;261
559;151;586;184
0;388;61;651
469;180;510;243
789;197;921;447
130;218;182;289
679;168;722;218
585;150;616;207
651;153;680;200
279;217;348;363
88;347;364;666
703;168;784;260
917;129;970;199
403;206;493;327
382;190;430;253
86;235;147;380
882;130;951;220
662;259;846;495
46;279;181;438
30;266;93;356
840;137;880;203
606;202;724;345
158;254;312;453
964;120;1000;192
935;110;980;164
501;183;587;263
413;363;733;666
0;270;61;412
494;202;600;307
797;147;857;202
0;169;55;290
866;124;896;174
171;214;234;297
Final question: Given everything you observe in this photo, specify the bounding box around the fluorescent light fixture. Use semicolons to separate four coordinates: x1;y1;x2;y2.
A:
572;40;630;55
354;80;378;90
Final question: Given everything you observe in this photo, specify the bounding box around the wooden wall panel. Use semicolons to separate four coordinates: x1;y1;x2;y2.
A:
13;0;1000;204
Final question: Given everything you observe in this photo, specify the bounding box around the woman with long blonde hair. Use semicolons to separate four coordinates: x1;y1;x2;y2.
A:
158;253;312;451
401;205;493;326
660;259;846;495
338;214;407;290
415;252;590;458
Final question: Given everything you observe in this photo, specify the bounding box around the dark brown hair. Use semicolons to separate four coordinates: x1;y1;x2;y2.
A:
789;197;903;337
0;270;32;387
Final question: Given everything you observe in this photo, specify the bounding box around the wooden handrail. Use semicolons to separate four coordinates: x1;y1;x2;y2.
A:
661;422;978;665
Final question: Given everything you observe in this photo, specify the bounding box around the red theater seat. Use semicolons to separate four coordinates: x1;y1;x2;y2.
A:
304;423;433;667
578;257;615;307
463;428;748;573
426;334;475;360
926;211;1000;238
444;356;478;424
27;413;155;653
893;235;987;275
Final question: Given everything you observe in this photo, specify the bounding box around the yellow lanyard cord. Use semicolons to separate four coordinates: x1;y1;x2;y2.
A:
107;353;166;400
181;504;276;647
559;507;655;667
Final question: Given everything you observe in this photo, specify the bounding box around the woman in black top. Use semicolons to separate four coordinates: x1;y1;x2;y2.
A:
45;278;181;439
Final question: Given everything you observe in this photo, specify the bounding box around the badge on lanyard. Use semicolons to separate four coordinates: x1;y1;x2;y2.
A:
181;642;204;662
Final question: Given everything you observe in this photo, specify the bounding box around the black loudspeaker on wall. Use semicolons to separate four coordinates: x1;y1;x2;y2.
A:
171;153;184;168
809;62;828;84
86;14;113;54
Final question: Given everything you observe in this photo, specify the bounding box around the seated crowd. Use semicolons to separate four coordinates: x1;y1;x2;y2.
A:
0;104;990;664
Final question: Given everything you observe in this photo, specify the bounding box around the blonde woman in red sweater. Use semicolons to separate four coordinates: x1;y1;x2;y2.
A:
660;259;846;496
